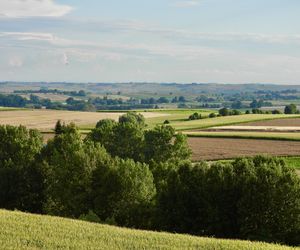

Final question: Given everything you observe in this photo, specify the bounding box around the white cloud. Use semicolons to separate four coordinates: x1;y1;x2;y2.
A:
0;0;72;18
0;32;55;41
62;52;69;65
8;56;23;67
171;1;200;8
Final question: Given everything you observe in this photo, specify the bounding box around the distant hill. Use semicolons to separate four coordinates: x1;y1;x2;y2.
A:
0;210;296;250
2;81;300;96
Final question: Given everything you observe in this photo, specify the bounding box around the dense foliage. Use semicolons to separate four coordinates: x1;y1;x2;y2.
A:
0;114;299;246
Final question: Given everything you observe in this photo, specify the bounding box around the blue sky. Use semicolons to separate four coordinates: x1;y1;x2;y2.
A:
1;0;300;84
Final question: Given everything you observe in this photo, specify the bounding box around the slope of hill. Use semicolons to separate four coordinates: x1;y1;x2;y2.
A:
0;210;297;250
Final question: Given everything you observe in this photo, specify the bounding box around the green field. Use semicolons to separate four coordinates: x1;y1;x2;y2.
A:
168;114;300;131
144;109;212;128
0;107;25;111
0;210;297;250
185;131;300;141
283;157;300;169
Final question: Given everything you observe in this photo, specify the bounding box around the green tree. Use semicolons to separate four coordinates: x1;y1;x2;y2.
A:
119;112;146;128
156;156;300;246
284;104;298;114
111;120;144;161
91;158;156;228
0;125;44;212
40;124;109;218
88;113;145;162
234;156;300;245
54;120;64;135
144;126;191;164
86;119;117;151
189;112;201;120
219;108;230;116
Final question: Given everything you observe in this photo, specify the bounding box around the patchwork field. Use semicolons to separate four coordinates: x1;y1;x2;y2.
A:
188;137;300;161
159;114;300;131
185;131;300;141
0;210;296;250
0;109;166;131
2;108;300;161
238;118;300;127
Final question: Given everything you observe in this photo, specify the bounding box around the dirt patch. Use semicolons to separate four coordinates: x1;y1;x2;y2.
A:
0;110;166;131
188;137;300;161
238;118;300;127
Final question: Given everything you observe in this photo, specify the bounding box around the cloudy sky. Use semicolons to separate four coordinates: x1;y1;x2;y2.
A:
1;0;300;84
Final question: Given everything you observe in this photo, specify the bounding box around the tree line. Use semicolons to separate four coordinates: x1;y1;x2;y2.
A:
0;113;299;246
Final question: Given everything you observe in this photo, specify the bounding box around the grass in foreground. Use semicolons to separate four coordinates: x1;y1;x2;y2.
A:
0;210;297;250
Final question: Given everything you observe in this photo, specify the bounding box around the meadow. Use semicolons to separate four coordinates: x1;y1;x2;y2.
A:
0;210;297;250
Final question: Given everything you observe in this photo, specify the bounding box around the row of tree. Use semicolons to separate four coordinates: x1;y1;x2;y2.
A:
0;113;299;246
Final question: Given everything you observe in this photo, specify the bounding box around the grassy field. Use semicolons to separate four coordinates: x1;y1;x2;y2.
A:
0;107;25;111
283;157;300;169
185;131;300;141
144;109;212;128
0;210;297;250
166;114;300;131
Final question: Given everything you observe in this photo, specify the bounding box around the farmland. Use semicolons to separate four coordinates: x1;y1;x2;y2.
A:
185;131;300;141
148;113;300;131
188;137;300;161
237;118;300;127
2;108;300;161
0;109;166;131
0;210;296;250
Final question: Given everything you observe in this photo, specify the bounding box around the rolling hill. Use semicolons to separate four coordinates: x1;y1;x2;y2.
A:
0;210;297;250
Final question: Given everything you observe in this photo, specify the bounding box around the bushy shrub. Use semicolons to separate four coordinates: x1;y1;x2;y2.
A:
284;104;298;114
272;109;282;114
189;112;202;120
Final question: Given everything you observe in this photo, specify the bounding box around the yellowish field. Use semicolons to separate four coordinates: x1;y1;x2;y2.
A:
0;110;166;131
0;210;296;250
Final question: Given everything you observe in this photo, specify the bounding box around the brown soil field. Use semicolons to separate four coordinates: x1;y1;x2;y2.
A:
41;133;300;161
188;137;300;161
0;110;166;131
238;118;300;127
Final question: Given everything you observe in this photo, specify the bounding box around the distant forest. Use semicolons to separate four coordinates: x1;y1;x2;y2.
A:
1;82;300;111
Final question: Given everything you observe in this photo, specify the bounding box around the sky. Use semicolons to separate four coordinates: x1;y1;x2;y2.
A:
1;0;300;84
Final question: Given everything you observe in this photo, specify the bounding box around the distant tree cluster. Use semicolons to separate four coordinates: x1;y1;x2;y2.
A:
0;114;299;246
218;108;242;116
14;88;87;97
140;96;186;105
188;112;202;120
284;104;300;114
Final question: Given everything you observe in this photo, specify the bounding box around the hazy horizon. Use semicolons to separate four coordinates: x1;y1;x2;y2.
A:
1;0;300;84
